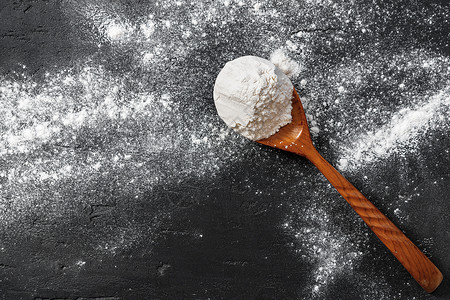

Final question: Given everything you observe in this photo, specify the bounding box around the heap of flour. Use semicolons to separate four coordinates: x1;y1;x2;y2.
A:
213;56;294;141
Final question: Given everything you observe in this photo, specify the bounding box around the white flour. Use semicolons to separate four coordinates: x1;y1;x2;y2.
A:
337;88;450;171
270;49;320;136
283;205;365;297
214;56;293;141
270;49;301;79
0;0;447;298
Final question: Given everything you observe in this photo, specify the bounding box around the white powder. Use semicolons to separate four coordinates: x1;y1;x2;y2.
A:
105;22;130;40
3;1;447;298
338;88;450;171
213;56;293;141
270;49;301;78
140;20;155;38
269;49;321;136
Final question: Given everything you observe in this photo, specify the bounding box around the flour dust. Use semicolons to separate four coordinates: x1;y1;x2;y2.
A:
0;0;448;298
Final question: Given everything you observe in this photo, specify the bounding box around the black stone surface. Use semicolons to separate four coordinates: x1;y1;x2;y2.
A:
0;1;449;300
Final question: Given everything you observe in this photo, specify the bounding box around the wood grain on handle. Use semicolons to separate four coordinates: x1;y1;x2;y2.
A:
304;147;443;293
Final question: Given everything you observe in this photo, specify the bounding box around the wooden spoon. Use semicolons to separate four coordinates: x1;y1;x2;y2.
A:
257;88;443;293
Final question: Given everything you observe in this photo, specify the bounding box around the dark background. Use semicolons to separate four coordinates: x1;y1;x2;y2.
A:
0;0;449;299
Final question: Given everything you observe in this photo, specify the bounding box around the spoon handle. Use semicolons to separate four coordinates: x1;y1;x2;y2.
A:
305;148;443;293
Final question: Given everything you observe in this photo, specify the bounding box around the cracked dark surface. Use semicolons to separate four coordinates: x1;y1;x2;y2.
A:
0;0;449;300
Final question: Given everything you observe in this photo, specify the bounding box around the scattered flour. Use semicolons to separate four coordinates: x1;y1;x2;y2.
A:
338;88;450;171
105;22;130;40
281;185;368;299
0;62;247;254
140;19;155;38
0;0;446;298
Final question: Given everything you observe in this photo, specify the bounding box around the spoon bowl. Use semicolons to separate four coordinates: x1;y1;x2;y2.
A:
256;88;443;293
